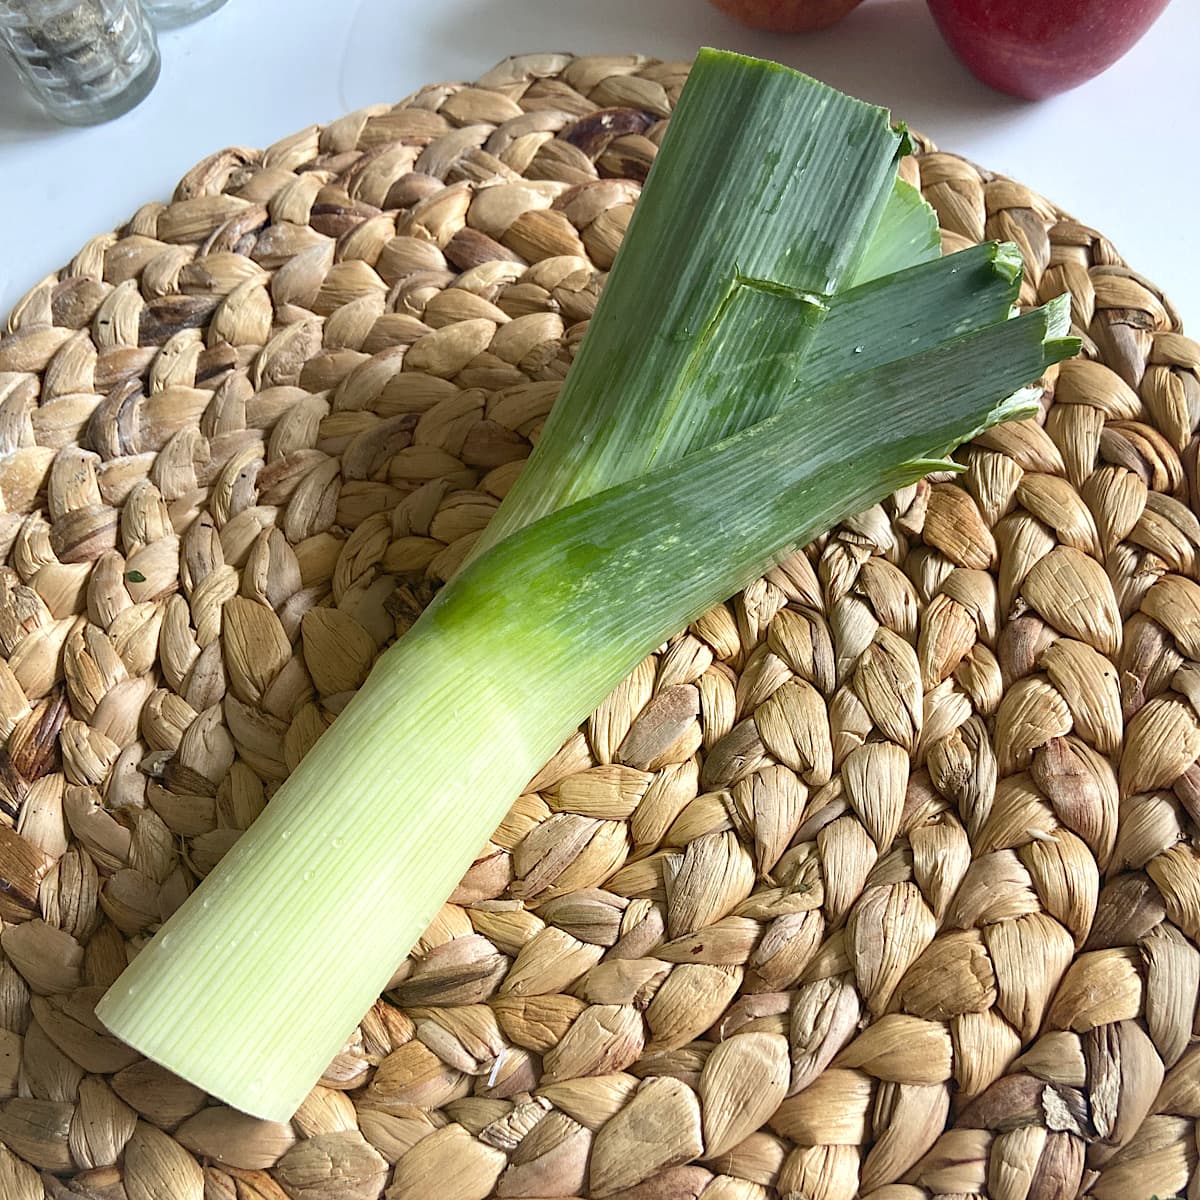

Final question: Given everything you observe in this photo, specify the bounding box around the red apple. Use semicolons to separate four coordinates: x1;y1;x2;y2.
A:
710;0;865;33
926;0;1172;100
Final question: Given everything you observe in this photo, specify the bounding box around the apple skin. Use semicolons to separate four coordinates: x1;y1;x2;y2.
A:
710;0;865;33
926;0;1172;100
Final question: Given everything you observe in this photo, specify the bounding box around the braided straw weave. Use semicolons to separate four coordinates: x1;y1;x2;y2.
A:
1;50;1199;1200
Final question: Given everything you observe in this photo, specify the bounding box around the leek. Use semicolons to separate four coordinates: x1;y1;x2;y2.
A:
97;49;1079;1121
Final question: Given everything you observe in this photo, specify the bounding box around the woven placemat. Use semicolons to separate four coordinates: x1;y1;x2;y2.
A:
1;50;1199;1200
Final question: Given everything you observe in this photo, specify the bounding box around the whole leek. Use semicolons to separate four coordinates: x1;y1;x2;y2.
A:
97;50;1079;1120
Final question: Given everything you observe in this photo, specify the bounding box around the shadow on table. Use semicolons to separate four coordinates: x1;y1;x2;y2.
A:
402;0;1028;135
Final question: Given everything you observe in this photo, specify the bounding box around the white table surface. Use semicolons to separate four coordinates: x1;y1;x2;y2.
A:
1;0;1197;326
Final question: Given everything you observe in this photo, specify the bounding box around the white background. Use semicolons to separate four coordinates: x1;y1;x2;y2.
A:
1;0;1197;325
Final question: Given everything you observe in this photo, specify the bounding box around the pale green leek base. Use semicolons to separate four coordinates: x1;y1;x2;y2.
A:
96;624;560;1120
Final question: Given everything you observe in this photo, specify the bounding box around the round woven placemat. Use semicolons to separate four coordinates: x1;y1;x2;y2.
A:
1;51;1199;1200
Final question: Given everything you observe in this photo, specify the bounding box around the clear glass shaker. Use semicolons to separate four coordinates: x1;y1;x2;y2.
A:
0;0;160;125
140;0;227;29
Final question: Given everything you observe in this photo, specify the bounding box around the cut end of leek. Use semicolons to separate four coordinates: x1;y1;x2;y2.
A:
991;240;1025;286
1043;290;1076;339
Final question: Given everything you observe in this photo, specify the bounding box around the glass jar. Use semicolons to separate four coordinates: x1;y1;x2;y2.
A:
0;0;160;126
140;0;227;29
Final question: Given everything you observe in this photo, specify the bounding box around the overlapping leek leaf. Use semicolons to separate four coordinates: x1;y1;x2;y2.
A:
854;176;942;285
475;238;1022;557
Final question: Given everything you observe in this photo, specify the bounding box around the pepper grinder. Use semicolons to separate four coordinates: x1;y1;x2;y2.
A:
0;0;160;125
